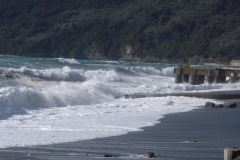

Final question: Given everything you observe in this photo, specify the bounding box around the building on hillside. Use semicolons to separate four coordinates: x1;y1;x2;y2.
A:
230;60;240;66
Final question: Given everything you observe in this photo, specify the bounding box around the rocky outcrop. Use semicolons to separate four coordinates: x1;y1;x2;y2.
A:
228;103;237;108
83;43;106;60
204;102;216;108
119;48;142;62
144;152;157;158
190;55;204;65
215;104;224;108
205;102;237;108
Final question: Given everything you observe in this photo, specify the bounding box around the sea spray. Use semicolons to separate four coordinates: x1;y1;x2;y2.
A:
18;66;87;81
86;69;125;83
160;67;175;77
4;66;127;83
0;81;122;119
125;66;162;76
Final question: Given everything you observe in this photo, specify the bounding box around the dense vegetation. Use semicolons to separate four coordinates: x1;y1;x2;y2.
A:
0;0;239;63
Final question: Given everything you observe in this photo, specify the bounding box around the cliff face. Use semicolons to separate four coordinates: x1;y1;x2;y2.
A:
0;0;239;64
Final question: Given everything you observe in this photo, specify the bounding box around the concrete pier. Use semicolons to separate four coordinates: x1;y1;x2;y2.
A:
198;75;205;84
229;77;239;83
175;67;183;83
189;74;198;85
174;67;240;85
215;76;226;83
124;91;240;99
206;76;215;84
182;74;189;83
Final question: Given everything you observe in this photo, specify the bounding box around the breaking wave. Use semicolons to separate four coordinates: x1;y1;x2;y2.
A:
0;81;122;119
56;58;80;64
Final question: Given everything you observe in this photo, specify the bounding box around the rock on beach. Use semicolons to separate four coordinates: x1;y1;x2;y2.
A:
204;102;215;108
144;152;157;158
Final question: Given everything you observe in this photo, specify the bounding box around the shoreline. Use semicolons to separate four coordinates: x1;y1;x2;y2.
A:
0;97;239;159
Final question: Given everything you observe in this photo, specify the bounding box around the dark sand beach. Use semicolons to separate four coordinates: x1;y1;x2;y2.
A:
0;99;240;160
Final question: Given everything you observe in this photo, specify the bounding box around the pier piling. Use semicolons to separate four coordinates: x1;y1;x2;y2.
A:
197;75;205;84
206;76;215;84
189;74;198;85
215;76;226;83
182;74;189;83
174;67;183;83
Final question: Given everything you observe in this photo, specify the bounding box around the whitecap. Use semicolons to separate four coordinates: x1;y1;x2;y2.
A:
56;58;80;64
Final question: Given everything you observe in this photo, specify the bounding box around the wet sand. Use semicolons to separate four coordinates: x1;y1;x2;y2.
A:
0;100;240;159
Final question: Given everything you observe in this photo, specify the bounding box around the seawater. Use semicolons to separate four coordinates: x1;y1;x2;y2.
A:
0;55;239;148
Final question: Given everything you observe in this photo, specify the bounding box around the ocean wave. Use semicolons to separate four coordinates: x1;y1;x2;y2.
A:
5;66;86;82
125;66;162;76
124;66;175;77
1;57;240;149
0;81;122;119
160;67;175;77
102;60;119;64
86;69;125;83
56;58;80;64
2;66;127;83
114;67;136;76
1;66;175;84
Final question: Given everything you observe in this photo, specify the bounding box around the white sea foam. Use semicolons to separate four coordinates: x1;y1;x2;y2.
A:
0;96;220;148
3;66;126;83
103;60;119;64
125;66;162;76
122;66;175;78
160;67;175;77
0;81;121;119
19;66;87;81
56;58;80;64
0;56;240;148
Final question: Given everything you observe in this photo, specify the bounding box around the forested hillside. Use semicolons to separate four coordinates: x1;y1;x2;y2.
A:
0;0;239;64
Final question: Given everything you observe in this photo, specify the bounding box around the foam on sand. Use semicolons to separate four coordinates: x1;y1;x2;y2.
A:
0;96;220;148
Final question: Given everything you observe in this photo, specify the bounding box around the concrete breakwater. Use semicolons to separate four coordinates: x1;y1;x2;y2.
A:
124;91;240;100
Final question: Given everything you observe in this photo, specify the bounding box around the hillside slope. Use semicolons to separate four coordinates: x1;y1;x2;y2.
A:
0;0;239;64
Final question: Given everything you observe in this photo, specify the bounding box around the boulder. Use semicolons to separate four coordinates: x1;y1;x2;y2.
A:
144;152;157;158
224;148;240;160
215;104;224;108
228;103;237;108
204;102;215;108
